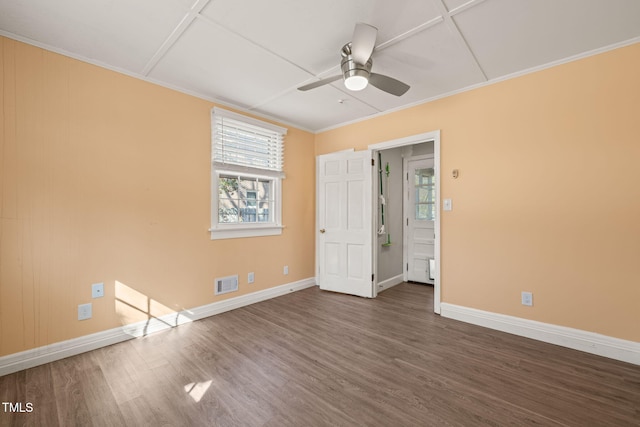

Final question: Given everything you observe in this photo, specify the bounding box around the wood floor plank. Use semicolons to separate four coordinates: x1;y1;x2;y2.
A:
48;353;96;426
0;370;28;427
1;283;639;426
244;291;556;425
24;364;59;427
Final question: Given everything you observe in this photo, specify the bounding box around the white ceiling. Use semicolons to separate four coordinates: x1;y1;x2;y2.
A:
1;0;639;132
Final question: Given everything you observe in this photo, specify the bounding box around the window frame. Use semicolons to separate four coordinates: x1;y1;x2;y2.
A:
211;169;282;239
209;108;285;240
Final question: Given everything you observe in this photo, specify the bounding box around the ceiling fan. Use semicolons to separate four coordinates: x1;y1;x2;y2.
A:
297;23;410;96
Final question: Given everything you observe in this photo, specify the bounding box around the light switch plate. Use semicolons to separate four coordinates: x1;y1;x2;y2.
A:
521;291;533;306
92;282;104;298
78;303;92;320
443;199;452;211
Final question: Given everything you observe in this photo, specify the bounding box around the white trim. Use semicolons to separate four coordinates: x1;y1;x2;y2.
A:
369;131;441;314
212;162;285;179
209;225;283;240
376;274;404;293
447;0;487;17
210;168;283;240
371;153;378;298
369;130;440;150
140;0;209;75
433;137;441;314
440;303;640;366
0;278;316;377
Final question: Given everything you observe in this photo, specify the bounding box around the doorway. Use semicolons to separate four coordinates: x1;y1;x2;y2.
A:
315;130;441;313
370;131;441;314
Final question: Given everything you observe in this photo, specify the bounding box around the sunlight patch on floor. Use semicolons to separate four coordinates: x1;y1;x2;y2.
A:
184;381;213;403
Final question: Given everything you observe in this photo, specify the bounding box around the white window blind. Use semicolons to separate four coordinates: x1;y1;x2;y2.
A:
212;108;286;174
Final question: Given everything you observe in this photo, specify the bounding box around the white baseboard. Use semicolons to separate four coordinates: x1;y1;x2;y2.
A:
0;278;316;377
377;274;404;293
440;303;640;366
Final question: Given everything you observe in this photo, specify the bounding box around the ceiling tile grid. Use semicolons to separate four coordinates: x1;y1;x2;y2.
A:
148;16;311;109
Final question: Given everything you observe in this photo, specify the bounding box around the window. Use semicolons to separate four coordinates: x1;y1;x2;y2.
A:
218;177;270;224
210;108;286;240
415;167;435;221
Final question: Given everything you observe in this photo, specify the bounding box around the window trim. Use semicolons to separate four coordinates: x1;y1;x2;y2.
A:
210;108;286;240
210;168;283;240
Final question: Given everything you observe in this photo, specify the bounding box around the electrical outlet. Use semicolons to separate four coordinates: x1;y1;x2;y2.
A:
521;291;533;307
78;303;92;320
248;272;255;284
92;282;104;298
283;265;289;275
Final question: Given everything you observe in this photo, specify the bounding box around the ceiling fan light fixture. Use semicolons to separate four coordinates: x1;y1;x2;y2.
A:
297;24;410;96
344;73;369;91
341;54;372;92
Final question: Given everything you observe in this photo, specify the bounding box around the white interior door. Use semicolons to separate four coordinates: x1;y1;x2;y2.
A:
317;150;373;298
406;157;435;283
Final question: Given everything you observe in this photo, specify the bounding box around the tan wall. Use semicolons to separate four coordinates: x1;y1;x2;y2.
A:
2;35;637;359
316;43;640;342
0;37;316;357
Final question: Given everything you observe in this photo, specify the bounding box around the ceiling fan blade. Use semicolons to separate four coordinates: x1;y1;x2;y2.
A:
297;75;342;91
351;22;377;64
369;73;410;96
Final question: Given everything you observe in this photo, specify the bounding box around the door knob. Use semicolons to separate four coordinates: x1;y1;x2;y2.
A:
320;229;326;233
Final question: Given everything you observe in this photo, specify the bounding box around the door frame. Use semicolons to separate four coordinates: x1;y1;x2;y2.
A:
369;130;441;314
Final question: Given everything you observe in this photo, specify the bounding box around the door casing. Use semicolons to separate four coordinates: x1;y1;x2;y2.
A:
369;130;441;314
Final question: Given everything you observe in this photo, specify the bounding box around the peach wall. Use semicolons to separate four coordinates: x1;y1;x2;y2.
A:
316;43;640;342
0;37;316;357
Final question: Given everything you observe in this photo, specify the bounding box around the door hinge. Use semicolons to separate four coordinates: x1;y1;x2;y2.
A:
406;218;409;226
371;158;375;166
371;273;375;282
406;172;409;180
406;263;409;271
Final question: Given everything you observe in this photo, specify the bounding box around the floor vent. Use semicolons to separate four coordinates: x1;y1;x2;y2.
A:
215;275;239;295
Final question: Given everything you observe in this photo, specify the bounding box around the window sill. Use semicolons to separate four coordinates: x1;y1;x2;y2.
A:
209;224;283;240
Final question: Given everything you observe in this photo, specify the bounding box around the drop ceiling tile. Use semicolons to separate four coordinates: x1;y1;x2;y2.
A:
149;18;312;108
442;0;473;12
453;0;640;79
200;0;443;74
442;0;490;14
175;0;200;9
0;0;190;72
253;86;380;132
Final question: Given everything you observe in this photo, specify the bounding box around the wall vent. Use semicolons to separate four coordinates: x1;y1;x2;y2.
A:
215;275;239;295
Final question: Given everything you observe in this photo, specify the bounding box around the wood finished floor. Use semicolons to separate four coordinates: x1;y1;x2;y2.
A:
1;283;639;426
